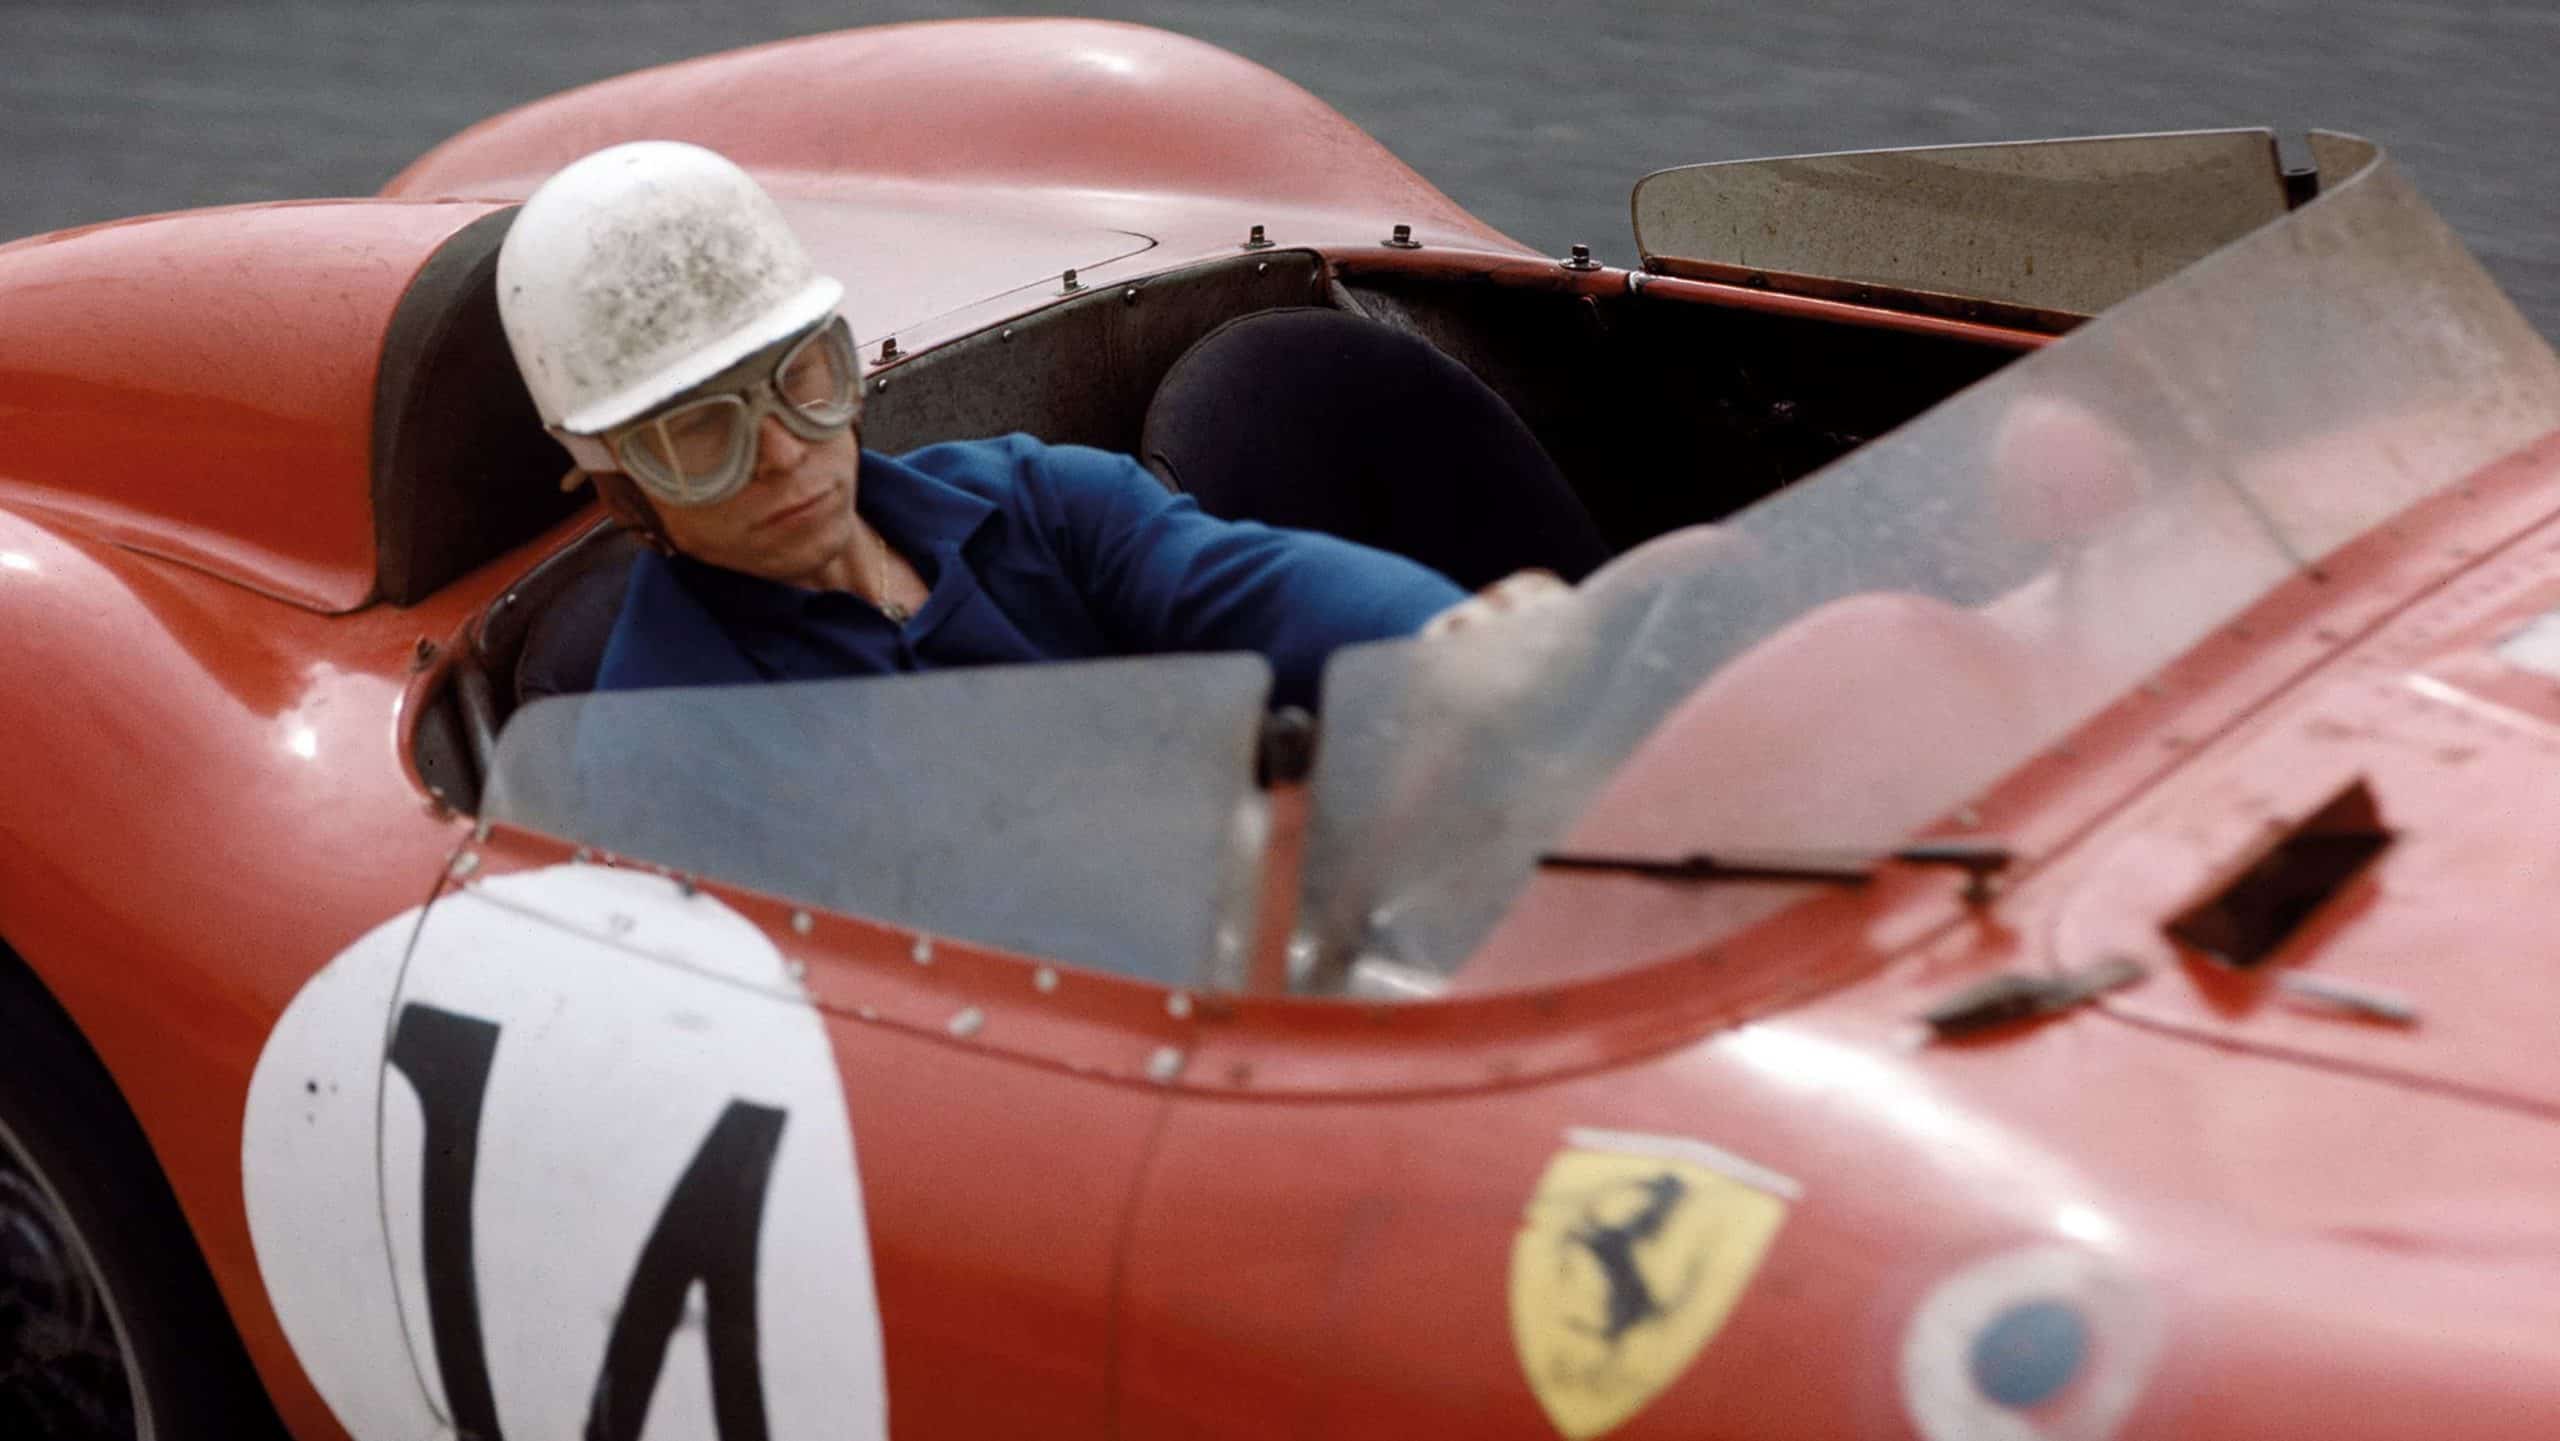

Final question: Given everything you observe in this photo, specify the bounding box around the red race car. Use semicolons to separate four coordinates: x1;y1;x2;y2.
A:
6;18;2560;1441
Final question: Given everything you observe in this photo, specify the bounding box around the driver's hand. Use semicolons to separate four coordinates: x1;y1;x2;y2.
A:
1421;569;1572;641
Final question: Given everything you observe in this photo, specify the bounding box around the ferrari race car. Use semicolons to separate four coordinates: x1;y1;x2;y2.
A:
7;16;2560;1441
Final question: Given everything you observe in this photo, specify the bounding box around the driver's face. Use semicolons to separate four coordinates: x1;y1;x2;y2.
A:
648;413;864;585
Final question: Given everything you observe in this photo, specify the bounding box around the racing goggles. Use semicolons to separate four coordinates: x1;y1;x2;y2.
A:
574;316;861;507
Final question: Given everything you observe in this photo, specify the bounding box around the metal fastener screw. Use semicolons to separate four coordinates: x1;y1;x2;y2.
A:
1122;287;1139;305
873;378;888;394
1561;243;1598;272
1146;1046;1186;1084
1166;991;1193;1020
911;935;934;966
1255;261;1269;274
947;1007;985;1040
791;910;813;936
1383;223;1420;249
1061;268;1082;292
877;336;899;362
1243;223;1272;250
785;958;806;981
1000;327;1015;342
1034;967;1059;994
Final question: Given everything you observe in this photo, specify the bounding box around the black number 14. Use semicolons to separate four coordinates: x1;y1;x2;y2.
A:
388;1002;786;1441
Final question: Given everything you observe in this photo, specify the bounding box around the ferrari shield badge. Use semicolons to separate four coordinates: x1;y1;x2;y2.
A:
1510;1127;1797;1439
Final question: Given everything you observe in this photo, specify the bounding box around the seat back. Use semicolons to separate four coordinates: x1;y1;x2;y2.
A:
371;207;587;605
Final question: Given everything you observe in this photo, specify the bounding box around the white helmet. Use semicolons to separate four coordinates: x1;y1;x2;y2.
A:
496;140;844;438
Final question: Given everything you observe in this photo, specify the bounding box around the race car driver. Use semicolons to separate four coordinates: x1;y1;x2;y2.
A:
496;141;1576;709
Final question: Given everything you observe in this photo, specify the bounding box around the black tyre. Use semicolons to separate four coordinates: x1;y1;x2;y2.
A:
0;954;288;1440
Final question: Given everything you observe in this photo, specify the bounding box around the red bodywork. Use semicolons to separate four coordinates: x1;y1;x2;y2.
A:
5;18;2560;1441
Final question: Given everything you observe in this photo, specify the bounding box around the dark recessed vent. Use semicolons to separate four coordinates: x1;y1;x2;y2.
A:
2164;776;2393;968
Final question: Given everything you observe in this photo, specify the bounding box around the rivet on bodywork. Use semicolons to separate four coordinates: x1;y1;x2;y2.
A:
911;935;934;966
1034;967;1060;993
1145;1046;1186;1084
791;910;814;936
1000;327;1015;342
448;851;480;879
1383;224;1420;250
412;637;438;670
1243;223;1273;250
857;1005;879;1022
947;1007;985;1040
1166;991;1194;1020
873;377;889;394
1122;287;1139;305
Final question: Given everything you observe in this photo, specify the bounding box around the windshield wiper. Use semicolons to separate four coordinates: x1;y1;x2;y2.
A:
1538;838;2013;902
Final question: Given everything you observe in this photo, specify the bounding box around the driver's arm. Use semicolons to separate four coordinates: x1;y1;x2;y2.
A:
1023;440;1465;707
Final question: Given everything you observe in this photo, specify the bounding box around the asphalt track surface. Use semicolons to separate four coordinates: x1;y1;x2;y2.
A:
2;0;2554;340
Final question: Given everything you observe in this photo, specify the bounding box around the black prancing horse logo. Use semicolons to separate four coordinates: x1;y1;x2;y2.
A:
1563;1172;1703;1347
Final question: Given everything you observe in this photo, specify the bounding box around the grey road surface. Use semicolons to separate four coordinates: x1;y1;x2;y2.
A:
3;1;2554;337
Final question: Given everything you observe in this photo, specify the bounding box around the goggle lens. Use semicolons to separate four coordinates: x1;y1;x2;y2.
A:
777;321;859;425
614;397;754;505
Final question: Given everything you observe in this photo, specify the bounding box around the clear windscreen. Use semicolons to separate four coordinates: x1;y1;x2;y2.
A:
1631;129;2293;322
1295;135;2560;988
482;655;1274;987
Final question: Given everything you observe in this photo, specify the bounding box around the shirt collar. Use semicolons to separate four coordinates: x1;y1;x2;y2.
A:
665;448;998;623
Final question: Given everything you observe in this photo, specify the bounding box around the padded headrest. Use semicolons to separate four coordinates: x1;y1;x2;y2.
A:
371;207;587;605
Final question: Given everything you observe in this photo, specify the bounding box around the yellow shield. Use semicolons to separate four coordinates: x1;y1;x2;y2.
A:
1509;1131;1794;1440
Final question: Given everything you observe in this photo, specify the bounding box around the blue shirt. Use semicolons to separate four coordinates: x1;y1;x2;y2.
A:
594;433;1465;708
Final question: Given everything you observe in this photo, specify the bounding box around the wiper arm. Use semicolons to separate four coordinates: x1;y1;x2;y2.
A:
1537;838;2013;902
